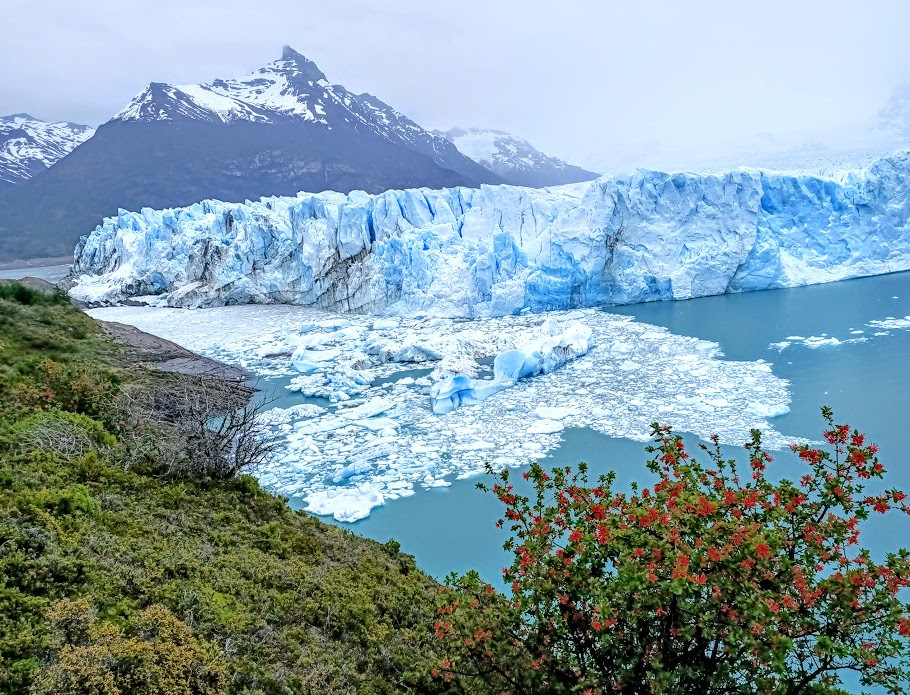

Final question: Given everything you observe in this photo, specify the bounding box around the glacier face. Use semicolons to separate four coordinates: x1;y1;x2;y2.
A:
71;150;910;316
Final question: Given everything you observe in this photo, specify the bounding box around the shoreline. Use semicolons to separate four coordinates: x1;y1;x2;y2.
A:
92;317;256;402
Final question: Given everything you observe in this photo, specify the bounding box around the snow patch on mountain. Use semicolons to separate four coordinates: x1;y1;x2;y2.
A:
0;114;94;185
878;83;910;142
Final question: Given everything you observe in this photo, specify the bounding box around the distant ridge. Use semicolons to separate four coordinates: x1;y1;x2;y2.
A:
436;127;599;187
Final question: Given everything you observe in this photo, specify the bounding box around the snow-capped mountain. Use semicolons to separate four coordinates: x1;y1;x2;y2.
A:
0;114;94;186
0;47;499;261
437;127;598;187
111;46;489;183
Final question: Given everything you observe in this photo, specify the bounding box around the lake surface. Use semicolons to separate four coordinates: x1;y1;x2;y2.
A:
0;263;71;283
295;271;910;583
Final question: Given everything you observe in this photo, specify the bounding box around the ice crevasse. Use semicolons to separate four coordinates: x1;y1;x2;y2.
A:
70;150;910;316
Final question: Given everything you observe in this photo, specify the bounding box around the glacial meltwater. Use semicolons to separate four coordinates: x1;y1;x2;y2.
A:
88;271;910;585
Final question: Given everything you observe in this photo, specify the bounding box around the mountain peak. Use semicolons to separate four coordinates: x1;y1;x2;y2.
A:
1;113;39;124
281;45;302;61
278;45;326;82
440;127;599;187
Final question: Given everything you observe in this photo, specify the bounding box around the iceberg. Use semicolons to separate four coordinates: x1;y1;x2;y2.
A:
70;150;910;315
429;320;593;414
304;483;385;523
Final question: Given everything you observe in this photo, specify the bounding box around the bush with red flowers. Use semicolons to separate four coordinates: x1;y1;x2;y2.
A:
434;408;910;694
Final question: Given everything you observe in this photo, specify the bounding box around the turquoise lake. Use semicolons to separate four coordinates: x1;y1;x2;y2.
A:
290;271;910;584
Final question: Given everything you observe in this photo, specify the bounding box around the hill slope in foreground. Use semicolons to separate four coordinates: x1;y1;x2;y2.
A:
0;285;447;694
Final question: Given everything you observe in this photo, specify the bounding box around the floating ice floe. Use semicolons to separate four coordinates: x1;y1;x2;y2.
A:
429;320;593;414
769;313;910;352
868;315;910;331
88;304;794;523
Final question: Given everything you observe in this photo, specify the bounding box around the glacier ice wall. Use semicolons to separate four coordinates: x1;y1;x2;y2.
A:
71;150;910;316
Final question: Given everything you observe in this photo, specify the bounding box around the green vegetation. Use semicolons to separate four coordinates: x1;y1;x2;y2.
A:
7;281;909;694
435;420;910;694
0;285;445;694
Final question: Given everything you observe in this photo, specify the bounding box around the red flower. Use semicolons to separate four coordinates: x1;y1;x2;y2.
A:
696;496;717;516
755;543;771;559
799;449;822;464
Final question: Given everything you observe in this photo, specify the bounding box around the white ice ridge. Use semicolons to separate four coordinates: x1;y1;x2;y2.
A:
86;304;793;523
70;149;910;316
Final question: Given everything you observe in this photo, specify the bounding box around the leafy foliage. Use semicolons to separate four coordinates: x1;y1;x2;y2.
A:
0;286;446;694
31;599;228;695
436;412;910;694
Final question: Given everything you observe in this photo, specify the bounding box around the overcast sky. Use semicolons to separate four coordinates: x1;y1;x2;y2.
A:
2;0;909;171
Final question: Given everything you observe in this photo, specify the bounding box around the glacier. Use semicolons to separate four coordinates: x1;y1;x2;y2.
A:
71;150;910;316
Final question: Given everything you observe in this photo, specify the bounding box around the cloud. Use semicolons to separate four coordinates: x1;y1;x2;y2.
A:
2;0;909;170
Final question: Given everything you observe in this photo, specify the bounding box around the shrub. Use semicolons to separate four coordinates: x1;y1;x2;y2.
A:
14;410;117;462
435;408;910;694
0;283;69;307
5;361;119;423
119;374;276;481
31;598;228;695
